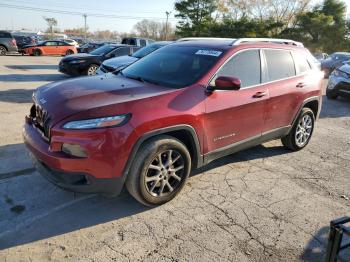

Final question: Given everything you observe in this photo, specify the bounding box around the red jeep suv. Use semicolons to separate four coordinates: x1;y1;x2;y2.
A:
23;38;323;206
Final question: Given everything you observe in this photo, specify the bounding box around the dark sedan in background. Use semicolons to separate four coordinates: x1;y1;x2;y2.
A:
96;41;172;75
59;44;139;76
321;52;350;78
77;42;104;53
327;63;350;100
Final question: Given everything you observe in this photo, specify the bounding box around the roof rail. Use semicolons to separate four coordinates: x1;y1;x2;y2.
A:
177;37;236;42
232;38;303;47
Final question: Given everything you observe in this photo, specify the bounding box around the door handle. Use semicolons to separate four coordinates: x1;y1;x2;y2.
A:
296;82;306;88
252;91;268;98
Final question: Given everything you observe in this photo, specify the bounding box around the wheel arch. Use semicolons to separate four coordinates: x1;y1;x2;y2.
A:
292;96;321;126
0;44;8;51
123;125;203;179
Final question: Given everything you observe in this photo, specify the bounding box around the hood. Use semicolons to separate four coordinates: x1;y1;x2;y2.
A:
34;73;174;125
337;63;350;74
61;53;99;62
103;55;138;68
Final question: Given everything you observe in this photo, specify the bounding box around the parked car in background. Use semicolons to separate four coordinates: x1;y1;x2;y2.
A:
59;39;79;47
314;52;329;61
13;35;37;50
0;30;18;55
121;37;154;47
59;44;137;76
321;52;350;78
24;38;323;206
326;63;350;99
96;41;172;75
21;40;77;56
77;42;104;53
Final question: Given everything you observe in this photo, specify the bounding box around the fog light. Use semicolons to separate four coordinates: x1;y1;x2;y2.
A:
62;143;87;158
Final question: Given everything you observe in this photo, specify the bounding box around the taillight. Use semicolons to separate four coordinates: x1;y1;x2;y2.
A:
11;39;17;46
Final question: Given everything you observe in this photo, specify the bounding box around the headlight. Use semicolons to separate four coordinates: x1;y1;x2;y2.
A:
69;60;85;64
63;114;130;129
332;69;348;78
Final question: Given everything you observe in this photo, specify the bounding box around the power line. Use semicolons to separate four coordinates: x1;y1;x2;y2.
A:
0;3;177;20
2;0;171;15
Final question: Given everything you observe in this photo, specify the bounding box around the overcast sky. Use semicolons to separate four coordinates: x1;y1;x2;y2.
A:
1;0;350;33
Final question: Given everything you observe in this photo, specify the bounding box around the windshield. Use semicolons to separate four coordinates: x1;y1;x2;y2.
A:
132;43;164;58
90;44;115;55
331;53;350;60
121;45;223;88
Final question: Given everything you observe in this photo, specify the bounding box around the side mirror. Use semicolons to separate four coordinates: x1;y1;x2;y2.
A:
209;76;241;91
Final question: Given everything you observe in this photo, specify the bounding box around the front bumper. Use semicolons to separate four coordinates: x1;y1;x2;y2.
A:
327;75;350;97
23;117;134;196
30;154;123;195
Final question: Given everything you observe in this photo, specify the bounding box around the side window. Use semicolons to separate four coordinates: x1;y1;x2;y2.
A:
293;51;311;74
140;39;146;47
264;49;296;81
45;41;57;46
213;49;261;88
129;39;136;45
59;42;67;46
113;47;131;56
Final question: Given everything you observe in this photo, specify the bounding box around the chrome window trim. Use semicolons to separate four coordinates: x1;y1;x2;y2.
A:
206;47;312;91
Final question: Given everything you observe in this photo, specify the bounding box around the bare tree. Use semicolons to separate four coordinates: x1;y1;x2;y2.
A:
43;17;58;34
219;0;311;25
134;19;175;40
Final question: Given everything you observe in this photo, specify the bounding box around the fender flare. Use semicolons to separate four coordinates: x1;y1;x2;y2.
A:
122;124;203;179
291;96;321;126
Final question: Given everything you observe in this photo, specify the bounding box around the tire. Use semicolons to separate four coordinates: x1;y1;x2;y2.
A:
65;49;74;56
281;108;315;151
326;89;338;100
33;49;41;56
0;45;7;56
86;64;99;76
125;135;191;206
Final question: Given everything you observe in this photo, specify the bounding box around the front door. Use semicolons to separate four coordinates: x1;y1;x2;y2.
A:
204;49;268;154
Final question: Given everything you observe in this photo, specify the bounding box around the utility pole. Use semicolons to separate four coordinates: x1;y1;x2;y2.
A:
165;11;171;40
83;14;87;41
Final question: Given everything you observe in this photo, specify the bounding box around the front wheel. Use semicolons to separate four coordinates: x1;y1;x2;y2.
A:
326;89;338;100
281;108;315;151
33;49;41;56
126;135;191;206
86;64;99;75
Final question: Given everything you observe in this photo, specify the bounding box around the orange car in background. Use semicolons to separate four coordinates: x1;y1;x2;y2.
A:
21;40;77;56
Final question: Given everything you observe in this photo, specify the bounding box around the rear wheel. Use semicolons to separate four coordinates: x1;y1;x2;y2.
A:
65;49;74;56
281;108;315;151
86;64;99;75
0;46;7;56
33;49;41;56
126;135;191;206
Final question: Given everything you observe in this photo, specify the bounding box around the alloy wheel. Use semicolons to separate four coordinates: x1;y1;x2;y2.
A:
295;114;313;147
87;65;98;75
144;149;185;197
0;46;6;56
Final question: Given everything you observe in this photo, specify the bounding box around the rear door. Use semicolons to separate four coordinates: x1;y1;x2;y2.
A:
262;48;302;132
204;49;268;153
43;41;58;54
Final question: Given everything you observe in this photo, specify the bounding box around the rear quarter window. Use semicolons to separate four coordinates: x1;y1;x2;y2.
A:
0;32;12;38
264;49;296;81
293;51;311;74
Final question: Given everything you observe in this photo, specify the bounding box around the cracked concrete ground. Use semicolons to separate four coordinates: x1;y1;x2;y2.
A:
0;56;349;261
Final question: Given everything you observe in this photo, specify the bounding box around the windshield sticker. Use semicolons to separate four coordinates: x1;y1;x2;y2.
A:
195;50;222;57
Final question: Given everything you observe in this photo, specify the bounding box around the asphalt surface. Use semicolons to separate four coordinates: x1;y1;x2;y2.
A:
0;55;349;261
